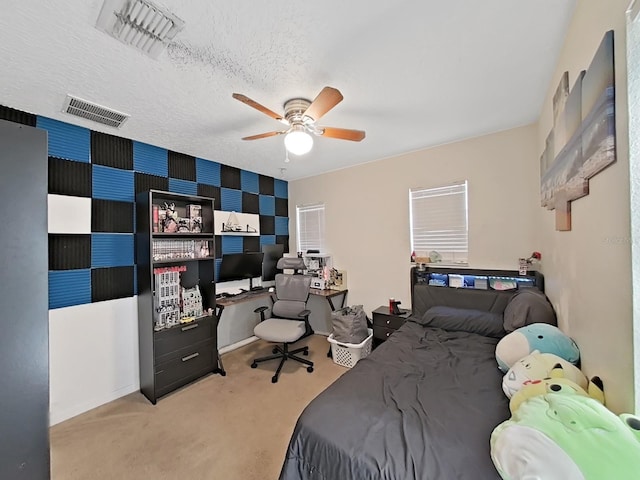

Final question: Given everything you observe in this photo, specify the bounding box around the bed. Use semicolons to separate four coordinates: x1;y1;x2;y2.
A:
279;271;553;480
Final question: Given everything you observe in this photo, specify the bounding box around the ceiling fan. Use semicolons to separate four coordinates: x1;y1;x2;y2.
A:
232;86;365;156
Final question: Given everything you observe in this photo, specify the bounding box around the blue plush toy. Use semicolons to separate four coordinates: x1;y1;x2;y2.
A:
496;323;580;372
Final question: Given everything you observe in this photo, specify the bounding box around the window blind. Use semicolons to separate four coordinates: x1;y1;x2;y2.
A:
409;181;468;264
296;203;325;253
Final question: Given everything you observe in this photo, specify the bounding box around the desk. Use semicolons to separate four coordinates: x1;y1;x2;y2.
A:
309;288;348;311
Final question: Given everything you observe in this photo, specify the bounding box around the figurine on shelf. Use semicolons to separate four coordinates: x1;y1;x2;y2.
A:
162;202;178;233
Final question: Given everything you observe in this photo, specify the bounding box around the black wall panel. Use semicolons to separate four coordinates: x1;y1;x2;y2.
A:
49;157;92;197
91;131;133;170
242;192;260;214
168;151;196;181
49;234;92;270
91;199;134;233
275;197;288;217
276;236;290;253
221;164;241;189
135;172;169;194
243;236;260;253
0;105;37;126
260;216;275;235
198;184;221;206
259;174;274;195
91;266;135;302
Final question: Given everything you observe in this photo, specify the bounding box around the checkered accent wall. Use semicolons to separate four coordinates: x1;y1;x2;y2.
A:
1;105;289;310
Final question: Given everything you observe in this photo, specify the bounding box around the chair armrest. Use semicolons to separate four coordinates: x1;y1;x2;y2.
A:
254;306;269;314
298;309;311;318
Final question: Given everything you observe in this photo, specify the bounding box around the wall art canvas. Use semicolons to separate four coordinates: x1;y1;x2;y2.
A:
540;30;616;231
214;210;260;236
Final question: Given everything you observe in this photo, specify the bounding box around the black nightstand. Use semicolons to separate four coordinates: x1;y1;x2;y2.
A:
372;306;412;347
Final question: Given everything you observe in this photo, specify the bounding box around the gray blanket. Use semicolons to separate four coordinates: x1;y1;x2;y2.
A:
279;320;509;480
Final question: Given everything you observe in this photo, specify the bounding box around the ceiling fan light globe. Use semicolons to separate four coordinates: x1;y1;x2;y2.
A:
284;130;313;155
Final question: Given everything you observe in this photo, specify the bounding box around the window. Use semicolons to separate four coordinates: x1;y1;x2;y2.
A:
409;181;468;264
296;203;325;253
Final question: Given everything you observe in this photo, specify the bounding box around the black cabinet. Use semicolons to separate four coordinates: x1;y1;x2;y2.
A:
136;190;222;404
372;306;412;347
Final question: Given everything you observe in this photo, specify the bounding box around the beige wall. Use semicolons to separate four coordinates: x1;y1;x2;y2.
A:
535;0;633;414
289;124;539;323
290;0;636;415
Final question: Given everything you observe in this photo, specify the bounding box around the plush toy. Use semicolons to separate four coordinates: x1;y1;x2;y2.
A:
502;351;587;398
496;323;580;372
491;381;640;479
508;364;605;413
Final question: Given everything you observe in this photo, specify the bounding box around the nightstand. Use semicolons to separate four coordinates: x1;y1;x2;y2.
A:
372;306;412;347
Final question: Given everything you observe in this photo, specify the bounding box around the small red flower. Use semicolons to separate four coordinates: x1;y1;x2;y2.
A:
528;251;542;262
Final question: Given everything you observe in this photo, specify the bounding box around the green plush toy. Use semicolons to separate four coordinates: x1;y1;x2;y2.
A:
491;378;640;479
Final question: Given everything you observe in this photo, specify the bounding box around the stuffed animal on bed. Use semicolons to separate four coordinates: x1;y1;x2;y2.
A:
495;323;580;372
491;376;640;479
508;364;605;413
502;351;587;398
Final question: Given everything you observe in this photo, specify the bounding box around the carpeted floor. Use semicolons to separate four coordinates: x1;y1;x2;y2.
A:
50;335;346;480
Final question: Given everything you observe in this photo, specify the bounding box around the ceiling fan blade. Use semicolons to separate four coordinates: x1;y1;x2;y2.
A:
303;87;344;121
232;93;283;121
320;127;366;142
241;131;286;141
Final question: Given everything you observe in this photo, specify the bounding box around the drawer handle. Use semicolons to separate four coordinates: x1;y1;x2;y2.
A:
386;320;390;325
181;323;199;332
181;352;200;362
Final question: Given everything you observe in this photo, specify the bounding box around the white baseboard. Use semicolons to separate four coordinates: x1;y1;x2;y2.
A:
50;382;138;426
219;336;260;354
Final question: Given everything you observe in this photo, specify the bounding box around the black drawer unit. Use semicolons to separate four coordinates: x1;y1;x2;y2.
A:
372;306;412;347
155;342;218;398
154;316;217;363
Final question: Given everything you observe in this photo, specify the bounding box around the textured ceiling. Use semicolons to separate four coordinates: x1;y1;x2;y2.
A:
0;0;576;180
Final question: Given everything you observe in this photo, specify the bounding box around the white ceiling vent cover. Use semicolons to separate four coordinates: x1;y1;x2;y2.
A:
62;95;129;128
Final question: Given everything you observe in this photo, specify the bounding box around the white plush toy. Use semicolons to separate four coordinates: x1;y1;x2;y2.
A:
502;350;588;398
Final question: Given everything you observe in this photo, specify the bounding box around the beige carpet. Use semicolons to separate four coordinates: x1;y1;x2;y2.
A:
50;335;346;480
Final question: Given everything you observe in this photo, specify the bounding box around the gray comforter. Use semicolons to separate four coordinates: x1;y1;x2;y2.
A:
279;320;509;480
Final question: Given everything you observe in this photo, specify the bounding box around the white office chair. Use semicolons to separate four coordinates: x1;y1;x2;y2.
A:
252;257;314;383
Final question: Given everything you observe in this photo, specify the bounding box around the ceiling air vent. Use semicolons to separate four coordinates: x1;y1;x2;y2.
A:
62;95;129;128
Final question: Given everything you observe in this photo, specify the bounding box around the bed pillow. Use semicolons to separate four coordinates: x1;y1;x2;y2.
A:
503;289;556;333
420;306;506;338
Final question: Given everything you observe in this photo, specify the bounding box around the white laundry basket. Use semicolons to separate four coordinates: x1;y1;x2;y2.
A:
327;328;373;368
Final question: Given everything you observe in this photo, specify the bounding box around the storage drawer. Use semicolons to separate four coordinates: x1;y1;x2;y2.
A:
154;315;216;361
372;313;406;330
373;325;397;341
155;342;217;396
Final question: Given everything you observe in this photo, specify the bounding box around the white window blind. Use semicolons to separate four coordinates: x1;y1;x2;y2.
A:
296;203;325;253
409;181;468;264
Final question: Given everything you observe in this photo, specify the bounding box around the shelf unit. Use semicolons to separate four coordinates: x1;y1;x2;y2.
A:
136;190;222;404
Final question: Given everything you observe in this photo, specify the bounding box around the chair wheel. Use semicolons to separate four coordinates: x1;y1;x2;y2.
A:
220;371;227;377
303;349;309;356
307;366;314;373
271;376;278;383
272;348;279;354
251;362;257;368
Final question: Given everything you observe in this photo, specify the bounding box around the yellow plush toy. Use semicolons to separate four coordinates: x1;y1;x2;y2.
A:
502;350;588;398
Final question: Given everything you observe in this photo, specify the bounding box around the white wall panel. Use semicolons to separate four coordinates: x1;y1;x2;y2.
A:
49;297;139;425
48;194;91;234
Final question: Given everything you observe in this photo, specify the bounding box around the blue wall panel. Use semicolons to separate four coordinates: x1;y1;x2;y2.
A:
259;195;275;216
91;233;134;268
241;171;259;193
196;158;221;186
169;178;197;196
49;269;91;309
133;141;168;177
221;236;243;255
221;188;242;211
275;216;289;235
36;117;90;163
260;235;276;247
274;179;288;198
92;165;135;202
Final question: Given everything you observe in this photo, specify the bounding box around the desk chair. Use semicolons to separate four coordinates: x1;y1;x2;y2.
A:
252;257;314;383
